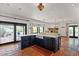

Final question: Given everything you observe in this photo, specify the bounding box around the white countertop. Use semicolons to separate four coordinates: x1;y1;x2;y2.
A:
21;33;59;38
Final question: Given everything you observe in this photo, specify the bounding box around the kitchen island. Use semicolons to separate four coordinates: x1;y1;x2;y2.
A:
21;34;61;52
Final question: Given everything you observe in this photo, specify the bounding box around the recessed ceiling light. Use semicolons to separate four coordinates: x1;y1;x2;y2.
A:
71;4;75;6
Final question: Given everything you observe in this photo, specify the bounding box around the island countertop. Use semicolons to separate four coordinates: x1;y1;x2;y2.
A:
21;33;59;38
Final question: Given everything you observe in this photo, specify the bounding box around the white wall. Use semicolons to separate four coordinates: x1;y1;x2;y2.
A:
0;15;79;37
0;16;45;34
58;23;67;36
0;16;28;24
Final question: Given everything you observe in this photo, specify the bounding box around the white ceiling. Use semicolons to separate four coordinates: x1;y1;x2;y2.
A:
0;3;79;23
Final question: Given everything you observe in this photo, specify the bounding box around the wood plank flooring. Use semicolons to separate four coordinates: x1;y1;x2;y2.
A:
0;37;79;56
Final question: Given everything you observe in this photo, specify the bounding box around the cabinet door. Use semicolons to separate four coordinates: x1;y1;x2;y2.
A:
43;37;52;49
35;38;43;46
21;36;31;49
43;37;58;51
31;35;36;45
39;39;44;46
36;38;41;45
50;37;60;52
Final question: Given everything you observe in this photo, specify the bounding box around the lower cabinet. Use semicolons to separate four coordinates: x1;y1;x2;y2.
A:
30;35;36;45
43;37;51;49
36;38;44;47
21;35;61;52
21;36;31;49
40;37;60;52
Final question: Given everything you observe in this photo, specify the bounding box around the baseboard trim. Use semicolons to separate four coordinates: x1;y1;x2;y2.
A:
0;41;20;46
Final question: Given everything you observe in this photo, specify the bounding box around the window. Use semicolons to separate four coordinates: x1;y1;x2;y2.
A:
39;27;44;33
32;26;38;33
32;26;44;34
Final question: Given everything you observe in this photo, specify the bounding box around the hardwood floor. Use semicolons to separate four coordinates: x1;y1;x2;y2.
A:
0;37;79;56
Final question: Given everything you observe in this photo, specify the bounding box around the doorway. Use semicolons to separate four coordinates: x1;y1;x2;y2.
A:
68;25;79;51
68;25;78;38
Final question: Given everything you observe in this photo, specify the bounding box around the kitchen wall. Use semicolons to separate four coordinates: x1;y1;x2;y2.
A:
44;23;67;36
44;19;79;37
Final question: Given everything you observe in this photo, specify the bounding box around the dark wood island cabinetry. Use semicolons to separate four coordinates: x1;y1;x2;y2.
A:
21;35;61;52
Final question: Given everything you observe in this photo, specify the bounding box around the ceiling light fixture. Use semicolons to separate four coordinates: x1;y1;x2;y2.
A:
37;3;44;11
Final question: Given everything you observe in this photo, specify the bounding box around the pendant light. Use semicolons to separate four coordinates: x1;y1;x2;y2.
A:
37;3;44;11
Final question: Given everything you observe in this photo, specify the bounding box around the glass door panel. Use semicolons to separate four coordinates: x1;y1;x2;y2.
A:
0;23;14;44
16;25;25;41
68;25;78;38
68;27;73;37
75;27;78;37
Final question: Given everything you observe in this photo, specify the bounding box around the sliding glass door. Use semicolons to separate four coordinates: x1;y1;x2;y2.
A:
0;22;26;44
0;23;14;44
68;27;74;37
75;26;78;37
68;25;78;38
16;25;25;41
